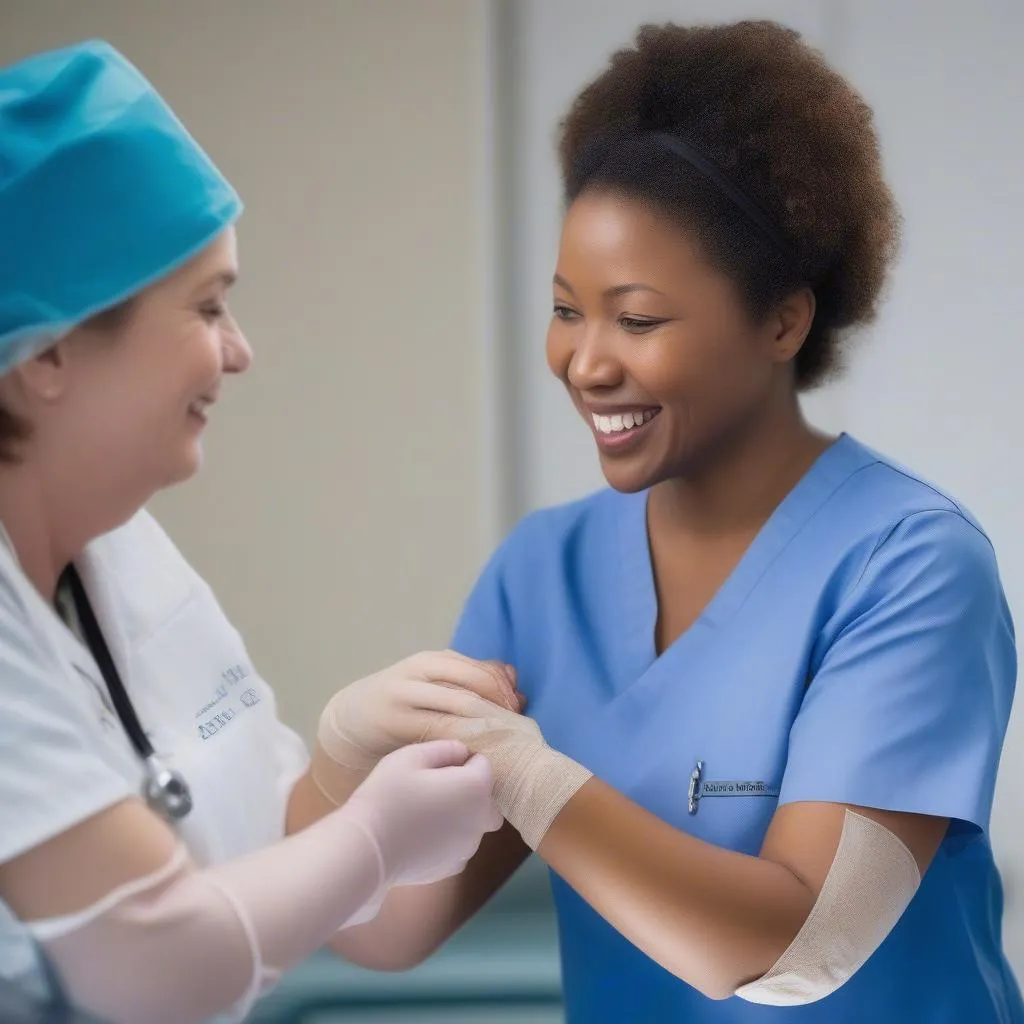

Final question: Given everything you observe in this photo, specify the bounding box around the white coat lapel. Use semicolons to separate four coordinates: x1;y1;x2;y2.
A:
0;519;117;727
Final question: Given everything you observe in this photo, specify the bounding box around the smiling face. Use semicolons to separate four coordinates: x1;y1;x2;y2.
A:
546;191;811;493
64;228;250;489
4;228;251;513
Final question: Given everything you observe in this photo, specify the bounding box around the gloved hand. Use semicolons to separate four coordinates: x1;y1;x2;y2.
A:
27;740;504;1021
314;650;521;778
342;739;503;892
423;696;593;852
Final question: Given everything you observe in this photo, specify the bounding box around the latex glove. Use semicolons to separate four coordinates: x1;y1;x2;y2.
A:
28;741;502;1022
343;739;503;890
314;650;521;777
426;696;593;852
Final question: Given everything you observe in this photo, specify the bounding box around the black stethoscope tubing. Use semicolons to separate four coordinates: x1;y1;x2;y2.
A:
61;565;193;821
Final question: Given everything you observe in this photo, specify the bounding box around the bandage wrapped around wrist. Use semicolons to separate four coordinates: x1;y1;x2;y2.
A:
455;717;592;851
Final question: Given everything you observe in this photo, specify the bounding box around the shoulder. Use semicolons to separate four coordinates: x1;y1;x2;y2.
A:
0;547;137;865
856;505;1003;616
837;436;985;531
810;441;1010;673
454;489;630;644
835;437;998;575
492;487;634;570
0;533;133;761
806;436;999;599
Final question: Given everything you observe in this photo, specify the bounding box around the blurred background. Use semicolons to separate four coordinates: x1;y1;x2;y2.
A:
1;1;1021;1020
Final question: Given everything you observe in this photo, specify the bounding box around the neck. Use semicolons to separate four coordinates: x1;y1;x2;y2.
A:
0;459;128;600
650;402;833;539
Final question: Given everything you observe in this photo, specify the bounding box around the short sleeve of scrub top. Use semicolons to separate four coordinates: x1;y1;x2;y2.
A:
779;508;1015;831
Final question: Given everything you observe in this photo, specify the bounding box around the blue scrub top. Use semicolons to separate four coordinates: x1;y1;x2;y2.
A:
453;434;1023;1023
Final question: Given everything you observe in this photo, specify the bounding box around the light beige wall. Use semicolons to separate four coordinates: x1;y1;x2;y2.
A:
0;0;494;740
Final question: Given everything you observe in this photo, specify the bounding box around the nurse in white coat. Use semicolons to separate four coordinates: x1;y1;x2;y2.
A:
0;40;519;1024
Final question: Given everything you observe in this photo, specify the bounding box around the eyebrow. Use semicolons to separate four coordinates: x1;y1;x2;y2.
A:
552;274;666;299
195;270;238;293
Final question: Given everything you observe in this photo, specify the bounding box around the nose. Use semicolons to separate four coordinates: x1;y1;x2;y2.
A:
221;315;252;375
564;323;623;393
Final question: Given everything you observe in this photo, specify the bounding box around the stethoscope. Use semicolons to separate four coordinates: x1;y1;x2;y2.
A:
61;565;194;822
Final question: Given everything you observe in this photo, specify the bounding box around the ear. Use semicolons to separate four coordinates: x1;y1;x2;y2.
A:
13;343;71;403
771;287;816;365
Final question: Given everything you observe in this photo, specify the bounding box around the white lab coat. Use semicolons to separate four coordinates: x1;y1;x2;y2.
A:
0;510;310;999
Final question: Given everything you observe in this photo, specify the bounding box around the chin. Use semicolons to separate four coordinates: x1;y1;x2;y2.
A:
167;442;204;486
597;456;659;495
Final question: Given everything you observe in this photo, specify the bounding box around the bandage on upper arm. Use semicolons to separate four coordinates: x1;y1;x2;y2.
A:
735;809;921;1006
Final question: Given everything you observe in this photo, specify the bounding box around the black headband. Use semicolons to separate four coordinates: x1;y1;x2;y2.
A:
651;132;795;262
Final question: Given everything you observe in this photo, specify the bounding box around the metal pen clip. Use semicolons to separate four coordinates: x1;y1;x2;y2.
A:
687;759;704;815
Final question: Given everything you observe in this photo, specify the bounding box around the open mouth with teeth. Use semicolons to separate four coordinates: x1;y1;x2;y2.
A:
589;407;661;449
591;409;658;434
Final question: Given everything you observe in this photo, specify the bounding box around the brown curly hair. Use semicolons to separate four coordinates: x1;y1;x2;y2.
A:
557;20;900;388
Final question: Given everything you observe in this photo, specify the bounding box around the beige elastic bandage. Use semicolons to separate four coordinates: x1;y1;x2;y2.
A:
736;810;921;1006
459;724;593;851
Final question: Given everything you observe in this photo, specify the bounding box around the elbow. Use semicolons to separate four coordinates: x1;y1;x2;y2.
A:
685;960;746;1002
695;939;800;1002
692;979;739;1002
655;965;738;1002
652;947;753;1002
681;964;768;1003
661;918;808;1002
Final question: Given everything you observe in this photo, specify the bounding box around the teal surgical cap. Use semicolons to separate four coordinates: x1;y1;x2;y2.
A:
0;39;242;374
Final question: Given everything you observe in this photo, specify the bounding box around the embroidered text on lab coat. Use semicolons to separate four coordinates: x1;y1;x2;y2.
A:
195;663;260;740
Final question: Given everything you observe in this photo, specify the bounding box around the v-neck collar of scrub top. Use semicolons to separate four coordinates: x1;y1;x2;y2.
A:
613;432;875;698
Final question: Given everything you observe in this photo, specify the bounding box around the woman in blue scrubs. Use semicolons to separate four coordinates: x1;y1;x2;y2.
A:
320;19;1023;1022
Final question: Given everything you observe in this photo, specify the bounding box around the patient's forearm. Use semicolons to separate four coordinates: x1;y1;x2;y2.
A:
537;779;815;998
327;823;529;969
